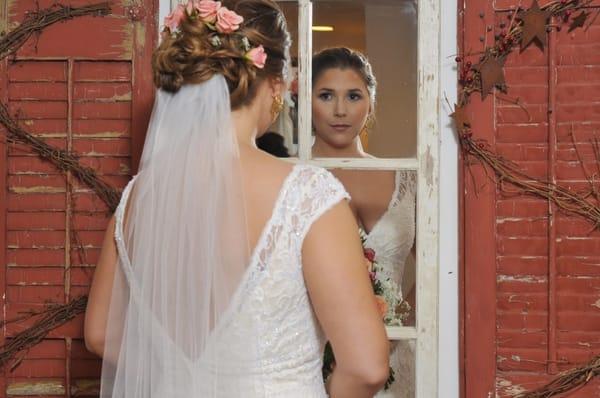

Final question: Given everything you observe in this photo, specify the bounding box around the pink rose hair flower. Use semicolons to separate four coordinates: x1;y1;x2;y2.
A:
216;6;244;33
164;3;186;31
197;0;221;23
163;0;263;70
245;45;267;69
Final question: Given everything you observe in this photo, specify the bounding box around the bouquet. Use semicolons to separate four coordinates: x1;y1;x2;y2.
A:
322;235;411;390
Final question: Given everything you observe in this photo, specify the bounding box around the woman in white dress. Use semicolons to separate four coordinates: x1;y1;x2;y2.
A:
312;47;417;398
83;2;389;397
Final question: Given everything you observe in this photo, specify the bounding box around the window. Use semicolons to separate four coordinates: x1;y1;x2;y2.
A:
280;1;441;396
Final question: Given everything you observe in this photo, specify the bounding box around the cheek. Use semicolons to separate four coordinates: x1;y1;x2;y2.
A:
312;101;329;127
351;102;370;123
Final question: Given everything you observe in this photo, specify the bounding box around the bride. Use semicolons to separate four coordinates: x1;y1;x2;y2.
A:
312;47;417;398
83;2;389;397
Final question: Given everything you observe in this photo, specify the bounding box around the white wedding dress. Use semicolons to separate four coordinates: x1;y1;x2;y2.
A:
362;170;417;398
113;164;349;397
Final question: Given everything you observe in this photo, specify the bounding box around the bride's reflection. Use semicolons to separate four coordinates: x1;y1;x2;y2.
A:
312;47;416;398
311;47;374;159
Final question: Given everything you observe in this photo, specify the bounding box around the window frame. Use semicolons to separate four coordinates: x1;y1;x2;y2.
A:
293;2;441;396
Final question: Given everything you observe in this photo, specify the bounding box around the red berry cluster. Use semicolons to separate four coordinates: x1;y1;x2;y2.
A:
456;57;475;86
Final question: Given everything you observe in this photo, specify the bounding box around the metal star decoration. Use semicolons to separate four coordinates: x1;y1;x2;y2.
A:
475;56;507;100
568;10;590;33
451;104;470;132
518;0;552;51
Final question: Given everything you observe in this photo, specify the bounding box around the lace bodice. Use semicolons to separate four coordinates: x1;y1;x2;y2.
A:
114;164;349;397
362;170;416;296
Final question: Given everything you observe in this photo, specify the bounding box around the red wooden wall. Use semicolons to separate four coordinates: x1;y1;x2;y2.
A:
461;0;600;396
0;0;156;395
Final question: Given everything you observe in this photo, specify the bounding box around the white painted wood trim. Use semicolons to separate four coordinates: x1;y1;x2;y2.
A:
288;157;418;170
439;0;459;395
297;0;312;161
386;326;417;340
415;0;441;397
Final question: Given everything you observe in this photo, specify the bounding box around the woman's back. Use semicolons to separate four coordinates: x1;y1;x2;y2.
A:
113;162;349;396
86;2;389;396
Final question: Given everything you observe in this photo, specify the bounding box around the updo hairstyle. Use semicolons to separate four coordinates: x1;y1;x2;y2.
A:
152;0;291;110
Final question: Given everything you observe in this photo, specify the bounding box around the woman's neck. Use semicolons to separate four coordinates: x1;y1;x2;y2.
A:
232;108;259;148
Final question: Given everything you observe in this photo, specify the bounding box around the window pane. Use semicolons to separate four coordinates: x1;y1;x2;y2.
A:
269;1;300;157
311;0;417;159
388;339;416;397
329;167;417;396
327;168;417;327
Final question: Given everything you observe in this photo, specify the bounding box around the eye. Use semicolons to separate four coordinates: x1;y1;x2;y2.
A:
318;92;333;101
348;92;363;101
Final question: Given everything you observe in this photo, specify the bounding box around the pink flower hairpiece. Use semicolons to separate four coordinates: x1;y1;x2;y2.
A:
164;0;242;34
245;45;267;69
164;3;186;32
163;0;267;68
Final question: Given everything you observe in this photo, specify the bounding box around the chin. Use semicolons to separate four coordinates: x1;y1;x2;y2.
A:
323;133;357;150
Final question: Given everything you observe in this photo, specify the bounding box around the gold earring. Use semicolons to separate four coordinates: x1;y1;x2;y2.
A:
271;94;284;121
364;114;375;135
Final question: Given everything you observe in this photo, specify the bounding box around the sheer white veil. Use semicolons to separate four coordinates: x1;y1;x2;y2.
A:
100;75;250;397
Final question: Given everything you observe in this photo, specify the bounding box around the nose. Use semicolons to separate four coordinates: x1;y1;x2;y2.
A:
334;98;347;117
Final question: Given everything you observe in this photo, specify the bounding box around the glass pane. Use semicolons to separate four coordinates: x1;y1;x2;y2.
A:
388;339;416;397
311;0;418;159
259;1;301;157
328;168;417;328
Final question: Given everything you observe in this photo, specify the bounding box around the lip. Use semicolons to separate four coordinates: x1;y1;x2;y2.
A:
330;123;351;132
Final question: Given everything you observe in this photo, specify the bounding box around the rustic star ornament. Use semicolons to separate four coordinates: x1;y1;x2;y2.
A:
519;0;552;51
476;56;507;100
568;11;590;33
451;104;470;132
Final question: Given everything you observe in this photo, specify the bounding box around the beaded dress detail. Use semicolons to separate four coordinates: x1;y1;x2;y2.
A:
114;164;349;397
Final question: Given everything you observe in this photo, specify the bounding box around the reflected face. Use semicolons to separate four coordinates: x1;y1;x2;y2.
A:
312;68;371;151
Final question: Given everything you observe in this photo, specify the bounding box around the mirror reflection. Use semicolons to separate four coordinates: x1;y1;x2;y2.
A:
333;168;417;398
265;4;418;397
311;47;374;158
260;1;299;156
311;0;417;158
274;0;417;158
388;340;416;397
331;168;416;324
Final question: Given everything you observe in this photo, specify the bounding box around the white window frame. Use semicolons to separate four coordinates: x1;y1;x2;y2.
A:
294;1;440;397
159;1;453;396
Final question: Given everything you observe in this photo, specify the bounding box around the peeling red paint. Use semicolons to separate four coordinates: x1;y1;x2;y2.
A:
0;0;156;393
462;1;600;396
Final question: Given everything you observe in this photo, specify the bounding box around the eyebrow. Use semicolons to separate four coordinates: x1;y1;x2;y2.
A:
317;87;365;93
